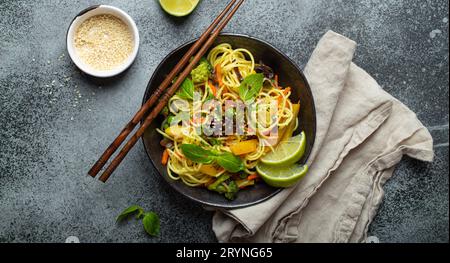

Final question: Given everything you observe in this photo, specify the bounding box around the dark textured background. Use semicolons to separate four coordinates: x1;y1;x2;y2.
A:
0;0;448;243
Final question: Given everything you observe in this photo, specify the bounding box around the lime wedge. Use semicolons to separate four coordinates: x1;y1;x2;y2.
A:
256;163;308;188
159;0;200;17
260;131;306;166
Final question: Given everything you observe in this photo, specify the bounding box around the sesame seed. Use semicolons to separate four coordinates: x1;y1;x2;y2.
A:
74;14;133;71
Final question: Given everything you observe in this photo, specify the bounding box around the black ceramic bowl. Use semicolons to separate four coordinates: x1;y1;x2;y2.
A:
142;33;316;208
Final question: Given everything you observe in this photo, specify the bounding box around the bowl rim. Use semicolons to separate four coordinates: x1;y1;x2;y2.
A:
66;4;140;78
141;32;316;208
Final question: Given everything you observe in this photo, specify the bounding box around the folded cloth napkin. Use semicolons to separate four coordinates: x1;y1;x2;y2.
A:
212;31;434;243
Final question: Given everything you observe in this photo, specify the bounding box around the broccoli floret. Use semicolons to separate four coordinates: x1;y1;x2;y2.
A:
191;58;212;83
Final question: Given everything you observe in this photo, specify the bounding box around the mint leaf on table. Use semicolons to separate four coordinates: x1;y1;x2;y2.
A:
117;206;160;237
116;205;144;222
142;212;160;237
177;78;195;100
238;73;264;102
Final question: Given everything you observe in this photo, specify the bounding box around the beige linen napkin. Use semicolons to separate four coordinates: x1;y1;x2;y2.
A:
212;31;434;243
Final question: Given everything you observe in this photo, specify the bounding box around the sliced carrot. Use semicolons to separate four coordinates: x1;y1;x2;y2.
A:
208;81;217;97
215;64;224;87
274;75;279;88
247;173;259;181
277;95;283;106
161;149;169;166
197;117;205;124
283;87;291;95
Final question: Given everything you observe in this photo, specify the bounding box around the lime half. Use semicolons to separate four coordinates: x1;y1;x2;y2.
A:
256;163;308;188
159;0;200;17
260;131;306;166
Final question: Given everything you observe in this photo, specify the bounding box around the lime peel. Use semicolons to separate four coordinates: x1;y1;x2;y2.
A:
260;131;306;166
256;163;308;188
159;0;200;17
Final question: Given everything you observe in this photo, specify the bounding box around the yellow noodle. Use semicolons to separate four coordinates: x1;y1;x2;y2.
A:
159;43;297;189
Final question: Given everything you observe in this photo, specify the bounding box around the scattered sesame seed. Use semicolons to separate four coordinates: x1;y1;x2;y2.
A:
70;117;74;121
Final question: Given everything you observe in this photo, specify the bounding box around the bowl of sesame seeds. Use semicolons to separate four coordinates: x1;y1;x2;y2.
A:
66;5;140;78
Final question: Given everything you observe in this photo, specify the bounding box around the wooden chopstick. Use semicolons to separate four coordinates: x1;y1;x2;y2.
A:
99;0;246;183
93;0;245;182
98;0;245;183
88;0;240;178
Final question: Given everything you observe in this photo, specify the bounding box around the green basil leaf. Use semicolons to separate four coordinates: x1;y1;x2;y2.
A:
177;78;195;100
215;152;245;173
142;212;160;237
208;137;222;146
206;92;215;101
238;73;264;102
180;144;216;163
116;205;144;222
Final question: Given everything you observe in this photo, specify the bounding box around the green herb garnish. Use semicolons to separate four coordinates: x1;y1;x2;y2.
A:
180;144;244;173
142;212;160;237
117;205;160;237
179;144;215;164
215;151;245;173
116;205;144;221
238;73;264;102
177;78;195;100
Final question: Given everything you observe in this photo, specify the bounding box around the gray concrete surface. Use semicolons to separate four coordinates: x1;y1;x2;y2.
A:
0;0;448;243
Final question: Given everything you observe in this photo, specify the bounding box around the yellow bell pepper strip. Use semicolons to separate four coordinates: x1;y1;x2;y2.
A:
230;139;258;155
199;164;221;177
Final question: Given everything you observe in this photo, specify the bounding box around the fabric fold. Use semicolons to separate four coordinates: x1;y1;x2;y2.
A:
212;31;434;243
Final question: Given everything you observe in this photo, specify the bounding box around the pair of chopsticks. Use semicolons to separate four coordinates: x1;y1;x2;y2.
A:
88;0;245;182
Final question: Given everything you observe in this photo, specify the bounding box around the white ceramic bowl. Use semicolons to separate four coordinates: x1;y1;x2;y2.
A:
66;5;140;78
